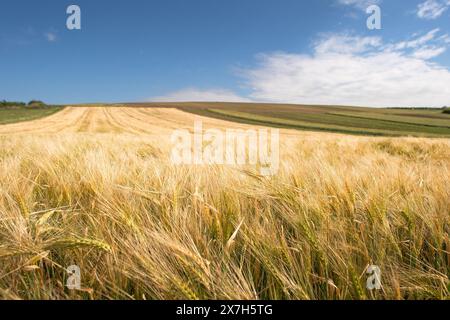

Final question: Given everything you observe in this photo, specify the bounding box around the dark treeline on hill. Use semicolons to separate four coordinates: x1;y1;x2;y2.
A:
1;100;59;109
387;106;450;110
0;100;64;125
0;100;26;107
28;100;46;107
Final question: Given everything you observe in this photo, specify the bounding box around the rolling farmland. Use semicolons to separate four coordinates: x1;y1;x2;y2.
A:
164;102;450;137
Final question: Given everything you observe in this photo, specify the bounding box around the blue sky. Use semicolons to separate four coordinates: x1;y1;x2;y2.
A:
1;0;450;107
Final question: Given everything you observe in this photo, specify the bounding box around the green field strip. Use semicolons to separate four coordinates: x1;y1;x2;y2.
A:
221;109;450;134
180;107;450;137
0;107;64;125
330;111;450;128
209;109;450;136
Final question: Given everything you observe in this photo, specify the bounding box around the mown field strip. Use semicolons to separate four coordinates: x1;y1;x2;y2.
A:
0;106;302;138
0;107;184;135
330;112;450;129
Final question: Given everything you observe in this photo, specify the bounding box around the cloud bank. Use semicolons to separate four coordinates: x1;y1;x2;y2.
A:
240;30;450;108
150;88;251;103
151;29;450;108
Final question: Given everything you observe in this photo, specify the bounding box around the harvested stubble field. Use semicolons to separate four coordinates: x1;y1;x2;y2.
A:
0;106;449;300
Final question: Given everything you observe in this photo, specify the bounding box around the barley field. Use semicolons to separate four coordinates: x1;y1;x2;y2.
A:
0;106;449;300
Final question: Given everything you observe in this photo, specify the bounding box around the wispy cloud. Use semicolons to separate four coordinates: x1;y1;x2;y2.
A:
385;28;441;51
412;46;446;59
1;27;36;47
150;88;251;103
337;0;382;11
240;30;450;108
417;0;450;19
44;32;57;42
1;27;59;47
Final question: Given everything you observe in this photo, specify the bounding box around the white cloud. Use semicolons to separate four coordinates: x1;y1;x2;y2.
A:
150;88;251;103
150;30;450;108
241;30;450;108
337;0;382;10
315;34;382;54
386;28;440;51
417;0;450;19
439;34;450;44
412;46;446;59
44;32;57;42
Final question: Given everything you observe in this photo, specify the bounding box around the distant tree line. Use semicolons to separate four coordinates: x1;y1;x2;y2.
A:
27;100;46;107
1;100;53;108
378;106;450;114
0;100;26;107
388;106;448;110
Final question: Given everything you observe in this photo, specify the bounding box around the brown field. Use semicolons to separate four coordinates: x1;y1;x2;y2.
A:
0;106;449;300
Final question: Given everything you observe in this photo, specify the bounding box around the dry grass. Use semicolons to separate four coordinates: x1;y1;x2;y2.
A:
0;107;449;300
